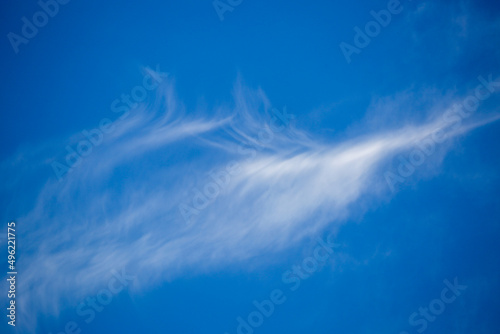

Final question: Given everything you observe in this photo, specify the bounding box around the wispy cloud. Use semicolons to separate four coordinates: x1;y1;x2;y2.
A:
1;72;499;331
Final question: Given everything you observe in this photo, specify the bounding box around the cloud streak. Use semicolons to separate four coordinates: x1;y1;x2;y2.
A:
1;73;499;331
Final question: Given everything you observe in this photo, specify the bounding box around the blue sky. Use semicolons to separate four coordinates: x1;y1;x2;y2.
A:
1;0;500;333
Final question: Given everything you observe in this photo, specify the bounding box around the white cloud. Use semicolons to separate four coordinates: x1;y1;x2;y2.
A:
1;74;498;331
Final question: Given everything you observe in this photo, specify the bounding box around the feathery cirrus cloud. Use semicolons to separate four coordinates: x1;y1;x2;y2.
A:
1;71;499;331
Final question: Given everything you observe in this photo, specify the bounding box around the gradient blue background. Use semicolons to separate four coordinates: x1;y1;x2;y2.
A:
1;0;500;333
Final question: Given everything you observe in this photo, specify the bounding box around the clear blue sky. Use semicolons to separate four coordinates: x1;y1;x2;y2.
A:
1;0;500;333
